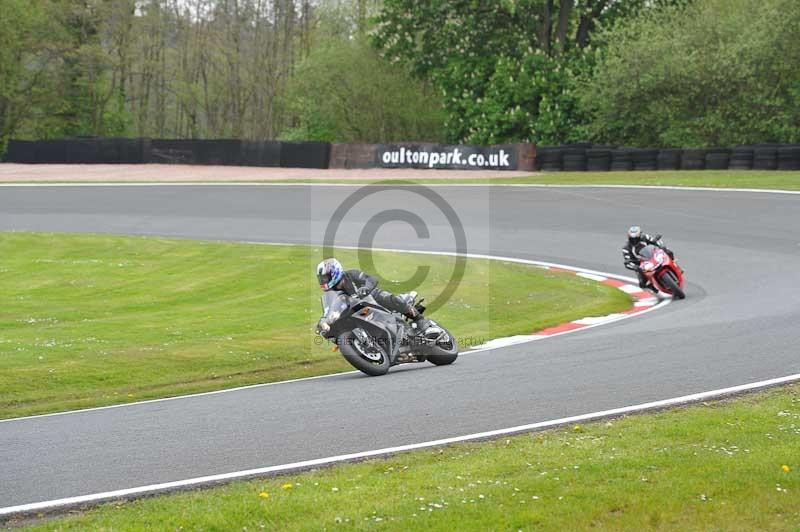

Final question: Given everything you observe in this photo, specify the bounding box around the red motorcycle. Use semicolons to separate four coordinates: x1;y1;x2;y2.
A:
638;244;685;299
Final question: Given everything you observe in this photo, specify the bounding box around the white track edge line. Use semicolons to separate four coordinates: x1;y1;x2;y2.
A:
0;182;799;195
2;372;797;517
0;244;660;425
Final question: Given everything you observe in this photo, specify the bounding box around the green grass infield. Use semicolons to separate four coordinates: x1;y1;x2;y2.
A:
0;232;631;419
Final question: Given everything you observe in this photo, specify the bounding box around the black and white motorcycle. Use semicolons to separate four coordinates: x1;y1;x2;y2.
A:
316;290;459;376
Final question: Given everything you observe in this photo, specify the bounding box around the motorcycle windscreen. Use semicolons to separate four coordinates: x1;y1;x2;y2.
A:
321;290;348;319
638;245;656;259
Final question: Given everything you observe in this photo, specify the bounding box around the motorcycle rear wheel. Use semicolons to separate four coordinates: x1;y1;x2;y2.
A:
338;332;391;376
426;327;459;366
659;271;685;300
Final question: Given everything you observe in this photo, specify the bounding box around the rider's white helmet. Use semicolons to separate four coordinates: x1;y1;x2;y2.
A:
317;258;344;291
628;226;642;240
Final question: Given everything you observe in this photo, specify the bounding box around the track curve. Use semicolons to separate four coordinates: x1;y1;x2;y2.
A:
1;184;799;513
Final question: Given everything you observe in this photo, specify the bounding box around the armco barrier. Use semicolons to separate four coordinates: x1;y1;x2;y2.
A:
5;140;37;163
150;139;196;164
36;140;69;164
65;138;100;164
193;139;242;165
280;141;330;169
240;141;281;167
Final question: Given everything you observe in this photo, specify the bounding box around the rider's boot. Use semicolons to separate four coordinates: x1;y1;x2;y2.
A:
406;307;431;333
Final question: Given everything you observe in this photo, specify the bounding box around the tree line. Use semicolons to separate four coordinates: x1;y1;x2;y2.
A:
1;0;798;155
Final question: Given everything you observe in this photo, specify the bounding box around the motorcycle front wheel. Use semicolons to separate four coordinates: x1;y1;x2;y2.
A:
338;331;391;376
659;271;685;300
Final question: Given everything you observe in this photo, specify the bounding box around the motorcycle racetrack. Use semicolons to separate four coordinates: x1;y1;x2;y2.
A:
1;182;799;515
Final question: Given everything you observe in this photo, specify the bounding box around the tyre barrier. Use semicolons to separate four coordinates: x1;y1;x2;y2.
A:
753;146;778;170
632;149;658;171
729;147;754;170
524;143;798;172
610;149;634;171
562;144;588;172
681;149;707;170
586;148;612;172
536;147;564;172
530;143;797;172
657;149;682;170
777;146;800;171
705;148;730;170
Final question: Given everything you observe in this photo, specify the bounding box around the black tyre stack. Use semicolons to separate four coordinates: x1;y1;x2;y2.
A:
777;145;800;170
610;149;634;171
705;148;731;170
586;147;613;171
562;143;591;172
729;146;754;170
656;149;682;170
753;145;779;170
536;146;564;172
681;149;707;170
632;149;658;171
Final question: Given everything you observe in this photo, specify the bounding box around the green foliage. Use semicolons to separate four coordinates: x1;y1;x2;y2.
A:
4;0;797;151
475;50;593;144
372;0;609;144
581;0;800;147
0;0;68;153
283;36;447;142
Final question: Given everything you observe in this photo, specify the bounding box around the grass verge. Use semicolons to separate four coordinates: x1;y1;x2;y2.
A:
275;170;800;190
0;232;630;419
17;384;800;530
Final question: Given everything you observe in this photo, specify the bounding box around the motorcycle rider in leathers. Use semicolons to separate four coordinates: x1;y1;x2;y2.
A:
316;258;431;333
622;226;676;293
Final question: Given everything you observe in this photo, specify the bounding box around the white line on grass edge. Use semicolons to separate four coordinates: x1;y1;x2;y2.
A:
0;245;669;426
1;182;800;194
2;372;799;518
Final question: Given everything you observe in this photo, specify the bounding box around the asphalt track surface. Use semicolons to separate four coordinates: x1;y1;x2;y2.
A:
1;184;799;512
